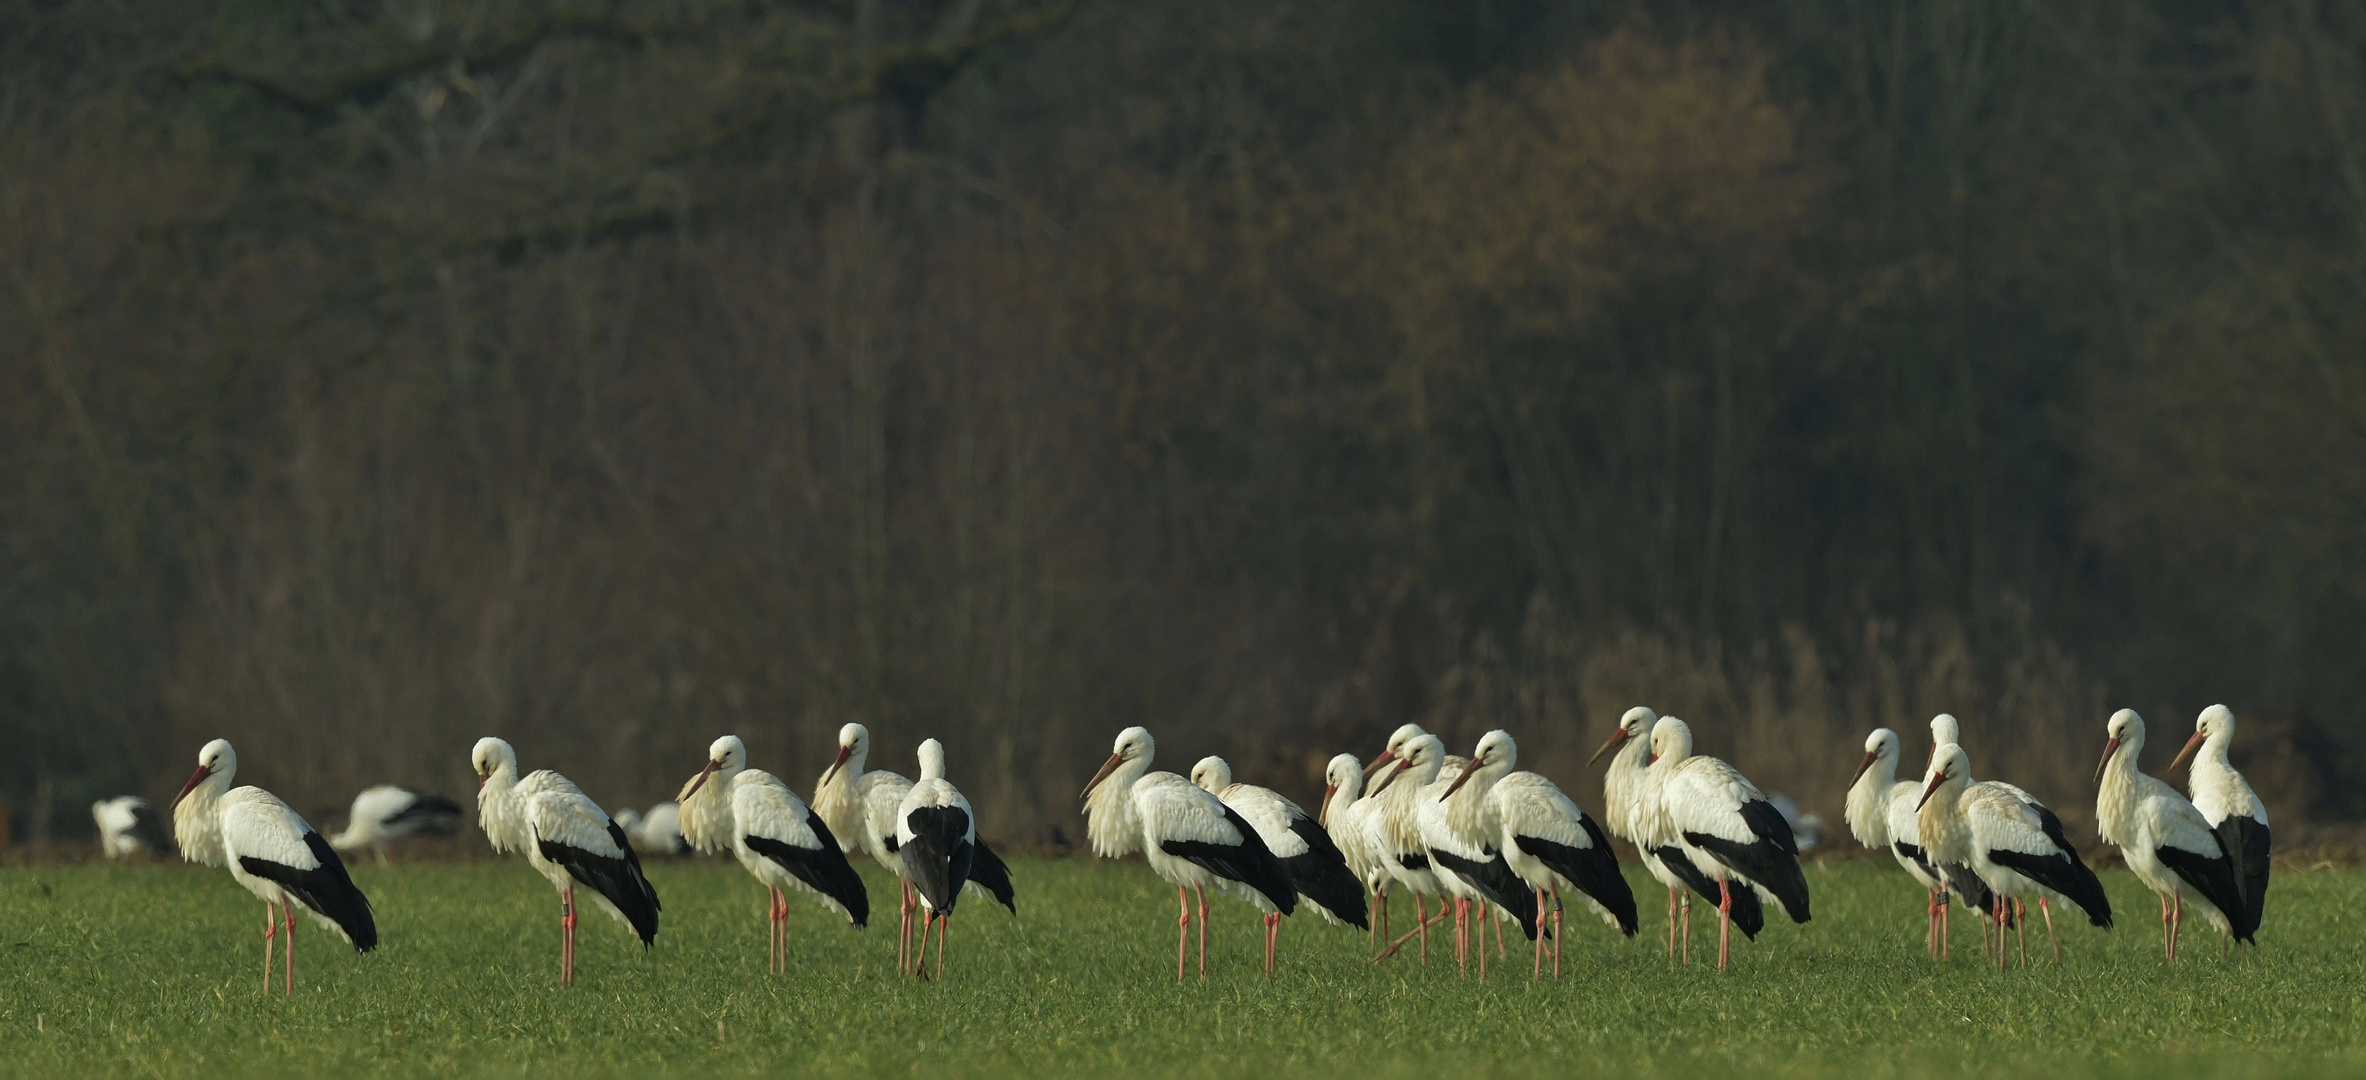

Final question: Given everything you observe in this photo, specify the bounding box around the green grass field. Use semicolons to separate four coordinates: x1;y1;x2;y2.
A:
3;856;2362;1078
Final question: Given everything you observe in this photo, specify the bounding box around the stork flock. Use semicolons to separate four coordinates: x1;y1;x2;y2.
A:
156;703;2268;992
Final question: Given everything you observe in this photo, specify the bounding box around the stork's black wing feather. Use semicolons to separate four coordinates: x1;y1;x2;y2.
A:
743;813;870;928
964;837;1017;914
2156;842;2252;944
1427;849;1541;939
1686;803;1812;924
1986;846;2111;928
1652;845;1762;938
239;831;378;952
1281;815;1368;929
383;791;464;835
125;801;173;854
2214;815;2269;939
900;805;974;915
539;823;662;944
1513;817;1638;937
1161;807;1295;914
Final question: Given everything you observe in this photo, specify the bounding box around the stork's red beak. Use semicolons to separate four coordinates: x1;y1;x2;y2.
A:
2094;737;2122;785
681;758;723;801
1440;757;1484;802
2167;730;2206;774
172;765;214;809
1081;752;1125;799
1319;783;1339;826
820;744;854;788
477;771;489;790
1368;761;1409;798
1915;770;1946;811
1587;729;1628;767
1364;750;1395;775
1852;749;1880;784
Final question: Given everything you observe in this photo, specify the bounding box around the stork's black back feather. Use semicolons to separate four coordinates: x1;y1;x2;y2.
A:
964;838;1017;914
1986;846;2111;928
2214;815;2270;938
2156;842;2253;944
125;802;173;853
1281;815;1367;929
384;791;464;836
1652;845;1762;938
539;822;662;944
900;805;975;915
1513;818;1638;937
1427;849;1541;939
239;831;378;952
1686;800;1812;924
743;813;870;928
1928;858;2001;920
1397;852;1430;871
1161;807;1296;914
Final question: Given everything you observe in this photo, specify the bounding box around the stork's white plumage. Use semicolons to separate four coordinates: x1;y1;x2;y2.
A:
172;739;376;995
1192;756;1365;973
473;737;660;985
615;802;689;855
2095;709;2252;961
1847;728;1993;959
2169;704;2269;946
815;725;1015;972
1916;743;2111;969
1460;730;1637;979
1080;727;1296;980
679;736;868;974
93;796;170;858
1362;724;1454;963
1319;753;1396;955
1589;706;1753;965
896;739;977;978
329;785;463;864
1639;718;1811;971
1413;734;1537;978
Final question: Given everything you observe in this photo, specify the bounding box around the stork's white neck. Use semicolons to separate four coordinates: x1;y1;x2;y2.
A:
1845;751;1898;848
1085;755;1151;858
172;770;233;867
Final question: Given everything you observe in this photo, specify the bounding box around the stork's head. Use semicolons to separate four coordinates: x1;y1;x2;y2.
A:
1647;716;1693;766
2172;704;2235;772
1320;753;1362;824
822;723;870;787
1371;734;1443;797
1441;729;1517;801
1930;713;1961;747
916;738;947;782
1082;727;1154;799
681;735;748;801
470;737;516;789
174;739;237;808
1189;756;1232;795
2096;708;2145;783
1855;727;1899;783
1917;743;1969;810
1589;706;1656;767
1364;723;1427;777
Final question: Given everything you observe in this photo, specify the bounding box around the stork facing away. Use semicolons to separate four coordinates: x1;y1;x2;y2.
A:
2095;709;2252;961
2169;704;2270;950
814;724;1015;973
680;735;868;974
1848;728;1992;959
1192;756;1368;973
1081;727;1296;979
1917;743;2111;969
474;737;659;985
897;739;980;978
174;739;377;995
1590;707;1761;965
1455;730;1637;979
1641;718;1811;971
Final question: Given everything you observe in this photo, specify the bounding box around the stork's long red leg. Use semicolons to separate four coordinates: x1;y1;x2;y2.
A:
1682;892;1693;967
2171;894;2184;962
262;899;277;995
936;913;948;980
1941;894;1951;961
1477;900;1489;978
1551;887;1564;979
1717;878;1733;973
1194;883;1209;978
1666;887;1679;964
1176;886;1190;982
284;903;296;996
562;887;578;986
2014;898;2028;968
1532;888;1545;980
2040;897;2060;963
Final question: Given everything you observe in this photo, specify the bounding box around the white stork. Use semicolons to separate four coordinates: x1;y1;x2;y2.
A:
2095;709;2252;961
93;796;170;858
172;739;377;995
614;802;690;855
1916;743;2112;969
896;738;979;978
472;737;660;985
1452;730;1637;979
1410;734;1539;978
1846;728;1994;959
329;785;463;864
1319;753;1396;955
1362;724;1455;963
1191;756;1368;972
1592;708;1762;965
1080;727;1296;980
1639;718;1811;971
813;724;1014;972
679;735;869;973
2169;703;2269;948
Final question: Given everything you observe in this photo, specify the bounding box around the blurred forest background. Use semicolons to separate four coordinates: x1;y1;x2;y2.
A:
5;0;2364;849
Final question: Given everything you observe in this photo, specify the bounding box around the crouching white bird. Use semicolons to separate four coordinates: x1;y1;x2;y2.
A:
94;796;170;858
897;739;982;978
1193;755;1368;973
1082;727;1297;980
2095;709;2252;961
329;785;464;864
473;737;660;985
2169;704;2270;948
614;802;690;855
173;739;377;995
680;735;869;974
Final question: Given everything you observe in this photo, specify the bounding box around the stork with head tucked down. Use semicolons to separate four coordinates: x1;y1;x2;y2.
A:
1319;753;1395;954
1917;743;2111;969
1081;727;1295;980
329;785;464;865
2169;704;2270;949
1848;727;1992;959
679;736;868;974
2095;709;2252;961
94;796;170;859
1192;756;1367;973
174;739;377;996
474;738;658;985
1456;730;1636;979
1590;707;1759;965
1639;718;1811;972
